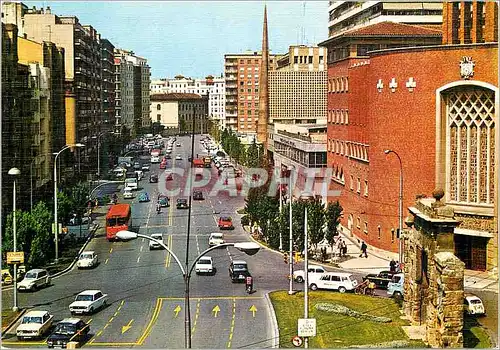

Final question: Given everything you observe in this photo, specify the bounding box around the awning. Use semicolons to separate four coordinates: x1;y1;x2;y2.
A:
454;227;494;238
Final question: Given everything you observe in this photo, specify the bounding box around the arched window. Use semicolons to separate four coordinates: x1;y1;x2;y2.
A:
157;104;161;110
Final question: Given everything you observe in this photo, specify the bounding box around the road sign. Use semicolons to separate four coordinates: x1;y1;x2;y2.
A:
298;318;316;337
292;336;303;347
7;251;24;264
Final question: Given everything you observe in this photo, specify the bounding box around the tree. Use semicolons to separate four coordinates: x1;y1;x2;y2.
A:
325;201;343;254
307;198;326;251
70;182;90;217
292;200;307;253
28;202;54;267
57;191;74;226
246;140;261;168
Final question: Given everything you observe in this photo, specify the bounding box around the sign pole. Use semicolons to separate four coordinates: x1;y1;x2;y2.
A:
12;178;19;312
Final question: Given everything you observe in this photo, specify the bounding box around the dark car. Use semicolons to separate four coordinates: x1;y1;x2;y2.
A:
149;174;158;183
158;195;170;207
176;198;189;209
362;270;398;289
229;260;249;283
193;191;204;200
133;162;141;170
47;318;89;348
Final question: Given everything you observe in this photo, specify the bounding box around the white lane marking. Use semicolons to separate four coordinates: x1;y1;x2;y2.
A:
137;255;141;263
226;247;233;262
140;245;143;252
195;235;201;255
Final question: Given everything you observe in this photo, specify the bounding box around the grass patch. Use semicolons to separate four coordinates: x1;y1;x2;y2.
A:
463;317;492;348
270;291;413;348
2;309;21;329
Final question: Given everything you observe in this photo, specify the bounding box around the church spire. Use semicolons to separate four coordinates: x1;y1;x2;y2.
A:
257;5;269;153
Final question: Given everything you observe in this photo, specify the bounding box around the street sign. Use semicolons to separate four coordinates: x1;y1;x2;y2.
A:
7;251;24;264
292;336;303;347
298;318;316;337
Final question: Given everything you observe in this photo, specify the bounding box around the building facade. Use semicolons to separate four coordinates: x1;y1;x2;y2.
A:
276;45;327;72
328;1;443;37
224;52;279;134
101;38;115;132
321;2;498;271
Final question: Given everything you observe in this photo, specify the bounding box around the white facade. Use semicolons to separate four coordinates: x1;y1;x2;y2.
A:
150;100;179;131
208;77;226;130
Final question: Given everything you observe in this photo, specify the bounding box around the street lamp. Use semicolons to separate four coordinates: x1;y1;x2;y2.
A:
54;143;85;262
384;149;403;263
8;167;21;312
116;230;260;349
92;132;112;178
287;165;295;296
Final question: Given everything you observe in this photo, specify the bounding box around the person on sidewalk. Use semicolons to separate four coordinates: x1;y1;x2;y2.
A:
389;258;397;272
341;240;347;257
359;241;368;258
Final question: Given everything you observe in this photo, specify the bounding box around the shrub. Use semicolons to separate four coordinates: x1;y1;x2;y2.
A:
240;215;250;226
314;302;392;323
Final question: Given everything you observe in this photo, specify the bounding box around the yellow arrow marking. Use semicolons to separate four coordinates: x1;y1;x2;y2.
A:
212;305;221;317
249;305;257;317
121;319;134;334
174;305;181;317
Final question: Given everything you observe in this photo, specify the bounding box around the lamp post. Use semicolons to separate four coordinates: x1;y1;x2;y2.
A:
288;165;295;295
92;132;111;179
8;167;21;312
116;230;260;349
384;149;403;263
54;143;85;262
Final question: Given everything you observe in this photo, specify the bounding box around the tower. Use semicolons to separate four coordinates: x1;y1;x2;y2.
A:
257;5;269;153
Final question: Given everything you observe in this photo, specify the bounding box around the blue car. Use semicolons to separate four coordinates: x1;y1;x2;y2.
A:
138;192;150;202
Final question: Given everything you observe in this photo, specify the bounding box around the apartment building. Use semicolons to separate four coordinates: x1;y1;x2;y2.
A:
328;1;443;38
101;38;115;132
224;52;279;134
150;93;208;134
276;45;327;71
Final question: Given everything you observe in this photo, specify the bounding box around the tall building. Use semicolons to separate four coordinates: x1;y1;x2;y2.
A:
320;2;497;271
276;45;327;72
101;38;115;132
257;5;270;149
150;93;208;134
328;1;443;37
114;49;150;137
224;52;279;135
1;1;27;37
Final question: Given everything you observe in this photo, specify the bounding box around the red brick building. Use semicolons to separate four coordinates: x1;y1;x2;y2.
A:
320;2;498;271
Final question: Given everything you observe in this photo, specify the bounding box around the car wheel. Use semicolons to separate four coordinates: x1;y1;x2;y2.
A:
338;286;347;293
31;284;37;292
296;276;304;283
310;283;318;291
102;300;108;309
17;336;24;341
393;291;403;300
89;306;94;314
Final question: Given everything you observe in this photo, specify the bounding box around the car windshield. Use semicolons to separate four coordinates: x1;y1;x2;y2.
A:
234;264;247;270
125;179;136;184
178;199;187;203
470;299;482;304
22;316;42;324
80;254;93;259
54;323;76;334
211;234;222;239
221;217;231;221
198;259;211;264
75;294;93;301
25;272;37;279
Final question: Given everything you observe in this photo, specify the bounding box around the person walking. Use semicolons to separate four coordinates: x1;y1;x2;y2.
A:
341;240;347;257
389;259;397;272
359;241;368;258
337;238;343;257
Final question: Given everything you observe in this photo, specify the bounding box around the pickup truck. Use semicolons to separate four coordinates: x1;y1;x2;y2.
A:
362;270;397;289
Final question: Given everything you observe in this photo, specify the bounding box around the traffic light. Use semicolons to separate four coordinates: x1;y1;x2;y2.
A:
284;253;288;264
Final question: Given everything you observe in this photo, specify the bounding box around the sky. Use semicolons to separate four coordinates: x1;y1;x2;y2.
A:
25;1;329;79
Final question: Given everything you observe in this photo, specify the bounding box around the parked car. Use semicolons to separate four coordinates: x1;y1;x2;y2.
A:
138;192;150;202
309;272;358;293
218;216;234;230
47;318;90;349
208;232;224;247
165;154;172;159
464;293;485;316
123;188;134;199
195;256;215;275
149;233;164;250
362;270;398;289
387;273;404;299
293;265;326;284
141;163;150;172
69;290;108;315
68;213;90;226
158;195;170;207
133;162;141;170
193;191;204;200
175;155;182;160
77;251;98;269
176;198;189;209
134;170;144;180
166;173;173;181
149;174;158;183
229;260;249;283
16;310;54;340
151;156;160;163
159;161;167;169
17;269;50;292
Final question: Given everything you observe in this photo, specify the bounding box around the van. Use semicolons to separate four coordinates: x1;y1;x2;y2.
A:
124;177;138;190
17;269;51;292
387;273;404;299
309;272;357;293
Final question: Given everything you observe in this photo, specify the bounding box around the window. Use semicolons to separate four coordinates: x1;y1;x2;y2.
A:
157;104;161;110
350;175;354;190
356;217;360;229
378;225;381;239
357;178;361;193
345;110;349;124
308;56;313;64
364;180;368;196
364;222;368;234
157;114;161;122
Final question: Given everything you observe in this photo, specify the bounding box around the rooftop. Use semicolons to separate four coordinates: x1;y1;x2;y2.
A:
150;93;204;101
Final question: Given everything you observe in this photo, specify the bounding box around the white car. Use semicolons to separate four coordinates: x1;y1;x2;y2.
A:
464;293;485;315
293;265;327;283
124;178;138;190
77;251;98;269
309;272;358;293
195;256;214;275
141;163;150;171
175;155;182;160
134;170;144;180
149;233;164;250
208;233;224;247
69;290;108;315
123;188;134;199
17;269;50;292
176;143;181;147
16;310;54;340
151;156;160;163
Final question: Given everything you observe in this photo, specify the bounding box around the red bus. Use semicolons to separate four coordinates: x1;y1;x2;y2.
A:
106;204;132;241
192;159;204;168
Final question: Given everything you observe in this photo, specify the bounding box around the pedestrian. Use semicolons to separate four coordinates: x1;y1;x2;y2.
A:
359;241;368;258
368;281;376;295
341;240;348;257
389;258;397;272
337;239;343;257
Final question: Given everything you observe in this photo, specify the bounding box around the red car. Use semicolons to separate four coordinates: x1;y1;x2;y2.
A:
166;173;173;181
218;216;234;230
159;161;167;169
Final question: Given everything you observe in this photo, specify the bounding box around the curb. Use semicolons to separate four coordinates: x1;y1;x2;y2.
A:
265;292;280;349
1;308;27;337
51;224;100;279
